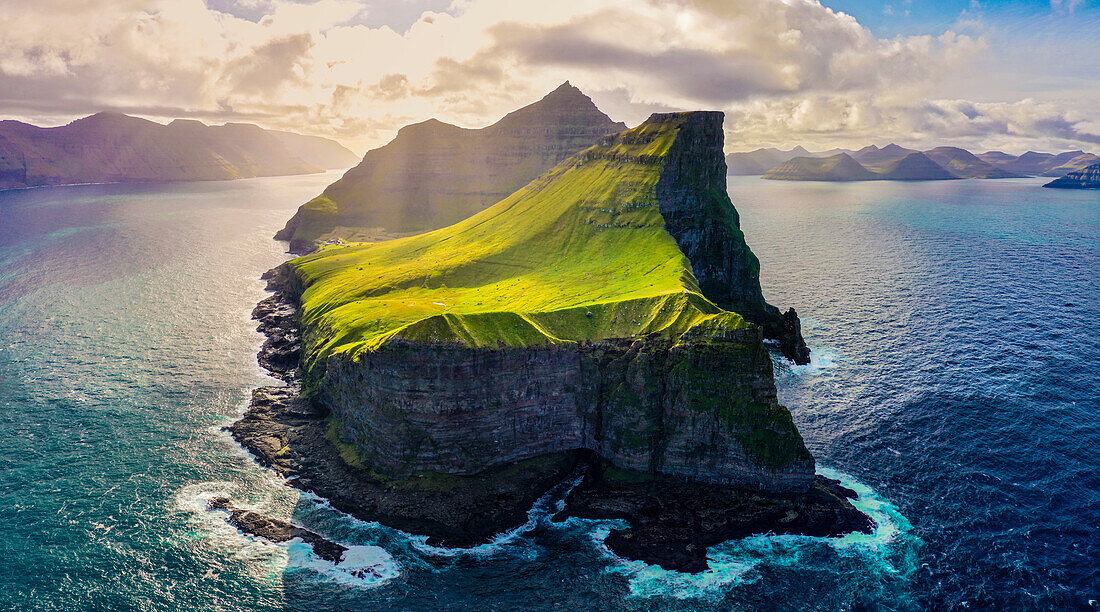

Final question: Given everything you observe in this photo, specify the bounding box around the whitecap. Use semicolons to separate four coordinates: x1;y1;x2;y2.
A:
786;346;841;375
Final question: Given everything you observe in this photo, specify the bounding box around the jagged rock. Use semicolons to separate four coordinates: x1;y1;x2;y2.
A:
556;467;874;572
208;497;348;563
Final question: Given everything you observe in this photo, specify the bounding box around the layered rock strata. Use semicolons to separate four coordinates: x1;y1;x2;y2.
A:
234;273;871;570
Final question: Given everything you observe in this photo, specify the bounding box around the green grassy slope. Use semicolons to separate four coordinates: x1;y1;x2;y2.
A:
289;113;748;371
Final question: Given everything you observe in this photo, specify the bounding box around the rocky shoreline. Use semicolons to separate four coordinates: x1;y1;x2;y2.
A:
222;268;873;572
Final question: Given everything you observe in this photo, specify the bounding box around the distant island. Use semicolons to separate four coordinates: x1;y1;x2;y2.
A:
275;82;627;253
727;143;1097;182
0;112;358;191
1043;161;1100;189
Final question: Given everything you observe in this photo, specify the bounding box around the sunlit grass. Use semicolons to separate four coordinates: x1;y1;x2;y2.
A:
289;114;749;372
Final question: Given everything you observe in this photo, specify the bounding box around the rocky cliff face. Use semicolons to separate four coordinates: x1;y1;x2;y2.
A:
655;112;810;363
1044;161;1100;189
245;264;868;569
320;325;812;489
276;82;627;253
0;112;356;191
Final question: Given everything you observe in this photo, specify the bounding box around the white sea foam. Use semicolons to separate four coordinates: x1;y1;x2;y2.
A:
286;540;400;587
173;481;289;576
174;482;400;588
786;346;841;375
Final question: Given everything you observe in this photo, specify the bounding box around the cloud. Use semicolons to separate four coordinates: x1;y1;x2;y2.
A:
722;95;1100;152
1050;0;1085;14
0;0;1092;154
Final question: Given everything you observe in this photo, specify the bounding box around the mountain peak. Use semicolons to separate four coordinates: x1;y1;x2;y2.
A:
493;82;625;133
534;81;592;107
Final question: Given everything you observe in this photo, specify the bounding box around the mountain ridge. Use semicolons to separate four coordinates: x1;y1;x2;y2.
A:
0;113;358;190
275;82;627;253
730;143;1095;180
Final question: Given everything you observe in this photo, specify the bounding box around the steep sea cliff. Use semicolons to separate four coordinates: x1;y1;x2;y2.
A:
231;112;869;570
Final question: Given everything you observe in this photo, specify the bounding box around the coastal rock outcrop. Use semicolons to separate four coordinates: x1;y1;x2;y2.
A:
656;112;810;362
288;112;817;489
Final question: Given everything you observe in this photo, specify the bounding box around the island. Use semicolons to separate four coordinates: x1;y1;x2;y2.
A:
728;142;1095;180
1043;161;1100;189
765;151;959;181
0;112;358;190
275;82;627;253
228;111;871;573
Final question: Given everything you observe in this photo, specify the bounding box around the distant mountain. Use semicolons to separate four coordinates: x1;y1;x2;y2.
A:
1041;153;1099;177
763;153;876;181
742;143;1094;181
877;152;959;180
0;112;356;191
276;82;627;253
270;130;360;169
977;151;1017;165
1043;161;1100;189
725;146;814;175
763;151;958;182
851;144;917;168
924;147;1023;179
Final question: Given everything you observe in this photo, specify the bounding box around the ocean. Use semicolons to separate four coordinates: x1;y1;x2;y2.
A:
0;173;1095;610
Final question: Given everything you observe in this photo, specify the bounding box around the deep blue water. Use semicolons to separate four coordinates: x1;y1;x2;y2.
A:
0;174;1096;610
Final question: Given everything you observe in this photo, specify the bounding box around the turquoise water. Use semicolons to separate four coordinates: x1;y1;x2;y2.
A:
0;174;1095;610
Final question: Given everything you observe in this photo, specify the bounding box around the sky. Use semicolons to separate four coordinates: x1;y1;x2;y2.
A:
0;0;1097;155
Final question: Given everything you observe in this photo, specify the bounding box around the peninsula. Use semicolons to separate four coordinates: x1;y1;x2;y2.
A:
0;113;358;190
232;111;870;573
1043;161;1100;189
